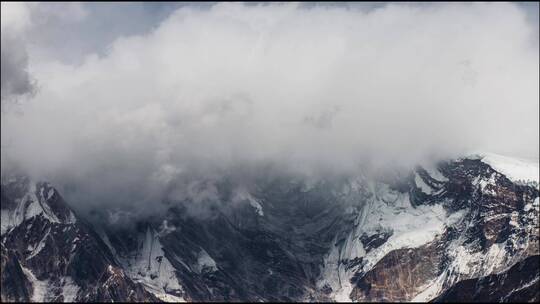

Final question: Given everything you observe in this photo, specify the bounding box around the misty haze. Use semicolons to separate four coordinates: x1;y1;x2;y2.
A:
1;2;539;303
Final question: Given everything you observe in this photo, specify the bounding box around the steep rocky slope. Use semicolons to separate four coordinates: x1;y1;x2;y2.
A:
0;177;158;302
432;254;539;302
328;157;539;302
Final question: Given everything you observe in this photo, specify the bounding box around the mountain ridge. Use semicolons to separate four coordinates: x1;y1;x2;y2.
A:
1;154;538;302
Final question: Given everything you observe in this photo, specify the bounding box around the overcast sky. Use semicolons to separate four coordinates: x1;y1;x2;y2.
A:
1;2;538;213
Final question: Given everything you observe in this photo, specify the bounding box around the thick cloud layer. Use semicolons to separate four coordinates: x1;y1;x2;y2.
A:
1;3;538;213
1;2;35;109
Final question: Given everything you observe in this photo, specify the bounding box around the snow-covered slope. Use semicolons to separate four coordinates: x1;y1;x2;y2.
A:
469;152;539;184
1;177;76;235
317;182;466;301
114;227;185;302
320;156;539;302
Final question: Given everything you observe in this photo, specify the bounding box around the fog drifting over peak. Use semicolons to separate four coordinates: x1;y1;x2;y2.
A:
1;2;538;213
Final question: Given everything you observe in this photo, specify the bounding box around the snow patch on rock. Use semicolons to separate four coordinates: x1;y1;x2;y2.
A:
61;277;79;302
472;152;539;184
27;227;50;260
422;164;449;182
415;172;435;194
233;187;264;216
196;248;218;273
21;266;49;302
120;227;185;302
318;182;466;301
1;181;76;235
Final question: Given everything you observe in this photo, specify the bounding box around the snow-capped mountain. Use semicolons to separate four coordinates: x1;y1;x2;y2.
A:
1;154;538;302
0;177;158;302
320;154;539;302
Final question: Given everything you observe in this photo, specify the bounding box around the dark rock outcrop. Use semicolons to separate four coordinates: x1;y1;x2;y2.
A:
432;255;540;303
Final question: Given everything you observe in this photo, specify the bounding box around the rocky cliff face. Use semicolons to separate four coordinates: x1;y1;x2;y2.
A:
0;177;158;302
432;254;539;303
1;154;538;302
337;157;539;302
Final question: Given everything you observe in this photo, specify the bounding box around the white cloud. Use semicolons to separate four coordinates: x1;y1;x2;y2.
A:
1;2;538;212
1;2;35;109
1;2;31;32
